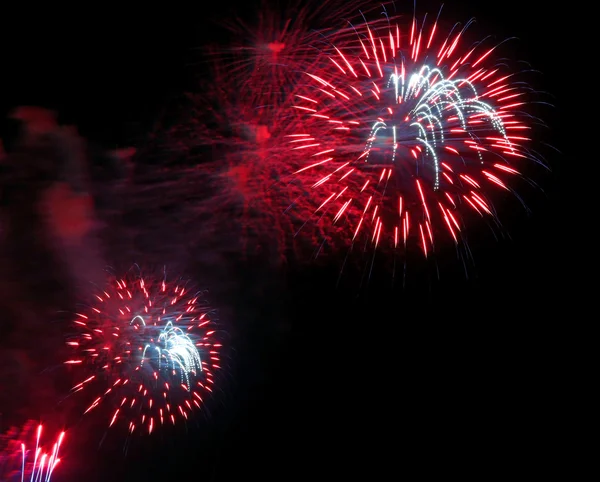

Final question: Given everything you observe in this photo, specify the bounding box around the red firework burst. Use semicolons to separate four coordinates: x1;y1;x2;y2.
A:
64;269;221;435
163;1;369;261
287;4;545;260
207;0;366;109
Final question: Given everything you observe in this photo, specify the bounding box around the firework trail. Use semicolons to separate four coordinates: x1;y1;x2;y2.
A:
0;422;65;482
64;267;221;436
286;3;546;271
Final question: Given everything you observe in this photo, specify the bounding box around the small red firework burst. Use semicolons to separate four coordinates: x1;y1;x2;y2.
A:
287;4;546;262
64;269;221;435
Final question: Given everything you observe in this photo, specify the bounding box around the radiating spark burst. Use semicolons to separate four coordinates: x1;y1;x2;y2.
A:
64;269;221;435
207;0;366;109
162;1;369;261
0;424;65;482
168;73;303;264
288;4;545;264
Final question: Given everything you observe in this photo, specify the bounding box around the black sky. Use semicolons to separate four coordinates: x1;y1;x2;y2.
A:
0;1;571;480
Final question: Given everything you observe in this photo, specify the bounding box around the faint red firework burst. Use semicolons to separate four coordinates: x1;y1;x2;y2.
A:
170;86;299;261
165;0;370;261
64;268;221;436
208;0;367;108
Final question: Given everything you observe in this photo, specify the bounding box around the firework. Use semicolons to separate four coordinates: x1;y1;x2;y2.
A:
64;268;221;435
0;422;64;482
20;425;64;482
207;0;366;109
158;1;367;261
288;4;545;262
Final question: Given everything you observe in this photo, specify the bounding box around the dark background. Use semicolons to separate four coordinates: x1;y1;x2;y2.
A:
0;0;571;479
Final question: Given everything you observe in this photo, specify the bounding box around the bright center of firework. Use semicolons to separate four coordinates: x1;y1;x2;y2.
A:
139;319;203;391
361;65;505;187
267;41;285;56
363;70;432;164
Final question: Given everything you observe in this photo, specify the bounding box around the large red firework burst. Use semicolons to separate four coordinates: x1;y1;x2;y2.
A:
64;268;221;435
287;4;545;262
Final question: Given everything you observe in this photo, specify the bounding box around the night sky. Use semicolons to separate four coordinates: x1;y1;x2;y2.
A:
1;1;570;479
